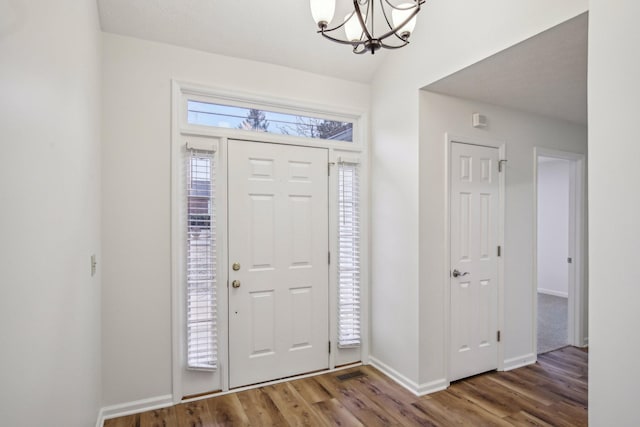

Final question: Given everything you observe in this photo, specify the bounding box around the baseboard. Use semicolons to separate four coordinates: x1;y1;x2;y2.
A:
368;356;448;397
415;378;449;396
95;407;105;427
96;394;173;427
537;288;568;298
503;353;537;371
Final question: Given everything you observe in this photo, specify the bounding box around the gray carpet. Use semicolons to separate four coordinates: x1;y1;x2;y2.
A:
537;293;568;354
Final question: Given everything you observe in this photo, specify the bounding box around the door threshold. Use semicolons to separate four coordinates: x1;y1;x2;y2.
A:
180;362;362;404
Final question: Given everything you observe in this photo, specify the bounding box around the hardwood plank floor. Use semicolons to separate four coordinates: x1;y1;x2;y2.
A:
105;346;587;427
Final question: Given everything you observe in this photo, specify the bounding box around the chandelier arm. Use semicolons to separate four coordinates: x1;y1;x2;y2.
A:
321;31;368;47
353;45;370;54
380;0;393;28
319;13;353;33
379;39;410;49
375;4;421;42
360;0;371;43
383;0;425;11
353;0;374;42
379;0;402;42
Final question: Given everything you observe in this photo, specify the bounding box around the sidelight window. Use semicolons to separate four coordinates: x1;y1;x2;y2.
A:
337;161;361;347
185;147;217;370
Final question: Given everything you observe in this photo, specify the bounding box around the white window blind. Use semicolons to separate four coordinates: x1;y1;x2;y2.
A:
185;148;217;370
338;161;361;348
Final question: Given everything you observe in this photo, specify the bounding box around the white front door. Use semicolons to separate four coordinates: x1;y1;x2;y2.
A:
228;140;329;388
450;142;500;382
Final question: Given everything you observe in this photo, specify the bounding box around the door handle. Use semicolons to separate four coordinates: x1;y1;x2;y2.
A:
452;269;469;278
232;280;241;288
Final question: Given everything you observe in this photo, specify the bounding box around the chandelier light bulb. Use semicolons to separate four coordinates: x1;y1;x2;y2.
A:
392;3;418;39
310;0;336;28
344;13;363;42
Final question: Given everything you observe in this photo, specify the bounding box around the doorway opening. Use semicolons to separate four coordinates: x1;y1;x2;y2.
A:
534;148;586;354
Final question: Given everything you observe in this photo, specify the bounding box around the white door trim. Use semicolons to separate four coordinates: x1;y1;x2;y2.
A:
444;133;506;381
533;147;587;351
171;80;370;402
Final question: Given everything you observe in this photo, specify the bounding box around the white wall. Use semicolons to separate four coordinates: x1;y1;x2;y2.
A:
588;1;640;424
418;91;587;386
370;0;588;388
0;1;102;426
537;159;570;297
101;33;370;406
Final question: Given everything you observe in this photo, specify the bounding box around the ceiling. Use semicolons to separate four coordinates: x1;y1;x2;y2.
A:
426;13;588;125
97;0;388;83
97;2;587;125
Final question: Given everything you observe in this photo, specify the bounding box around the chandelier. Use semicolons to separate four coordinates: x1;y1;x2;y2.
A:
310;0;425;54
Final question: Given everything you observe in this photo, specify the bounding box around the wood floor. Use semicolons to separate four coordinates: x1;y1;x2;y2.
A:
105;346;587;427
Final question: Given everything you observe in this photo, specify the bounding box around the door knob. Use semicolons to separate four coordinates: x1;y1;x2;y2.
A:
232;262;241;271
232;280;241;288
452;269;469;278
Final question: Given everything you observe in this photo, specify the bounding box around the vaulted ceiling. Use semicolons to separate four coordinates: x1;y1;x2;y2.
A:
98;1;588;125
97;0;387;83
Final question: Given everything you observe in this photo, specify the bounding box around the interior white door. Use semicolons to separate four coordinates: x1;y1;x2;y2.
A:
228;140;329;388
450;142;500;382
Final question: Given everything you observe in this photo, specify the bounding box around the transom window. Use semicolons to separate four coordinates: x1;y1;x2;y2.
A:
187;100;354;142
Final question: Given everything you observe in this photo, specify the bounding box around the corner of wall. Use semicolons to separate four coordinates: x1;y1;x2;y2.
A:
97;395;174;427
369;356;448;397
503;353;537;371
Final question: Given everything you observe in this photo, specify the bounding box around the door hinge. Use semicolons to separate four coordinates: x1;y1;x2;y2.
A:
497;246;501;257
328;341;331;354
328;161;335;176
567;257;573;264
328;251;331;264
498;159;507;172
497;331;501;342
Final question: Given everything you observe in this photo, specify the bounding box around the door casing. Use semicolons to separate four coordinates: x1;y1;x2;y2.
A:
171;80;369;403
444;133;506;384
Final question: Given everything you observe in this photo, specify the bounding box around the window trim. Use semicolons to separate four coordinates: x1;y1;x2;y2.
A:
177;82;366;151
171;135;224;400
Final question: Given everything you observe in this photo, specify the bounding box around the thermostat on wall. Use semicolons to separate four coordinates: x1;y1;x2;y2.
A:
472;113;487;128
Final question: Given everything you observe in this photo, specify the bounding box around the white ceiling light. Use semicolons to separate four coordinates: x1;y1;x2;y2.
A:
311;0;425;54
310;0;336;29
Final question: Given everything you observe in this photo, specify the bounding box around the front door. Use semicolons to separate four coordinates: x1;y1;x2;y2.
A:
228;140;329;388
450;142;500;382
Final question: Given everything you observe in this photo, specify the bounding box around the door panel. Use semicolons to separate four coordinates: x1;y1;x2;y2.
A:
249;195;275;268
450;142;500;382
228;140;329;388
